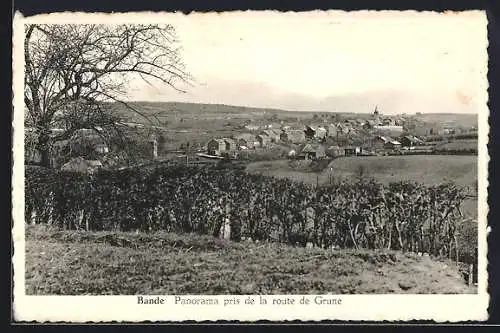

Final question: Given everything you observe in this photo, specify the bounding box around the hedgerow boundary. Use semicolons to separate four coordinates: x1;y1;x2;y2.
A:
25;163;476;267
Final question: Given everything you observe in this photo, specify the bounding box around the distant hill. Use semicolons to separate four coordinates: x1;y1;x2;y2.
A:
109;101;478;129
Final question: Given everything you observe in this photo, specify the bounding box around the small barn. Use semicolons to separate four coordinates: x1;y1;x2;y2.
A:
299;143;326;160
344;146;361;156
207;138;226;156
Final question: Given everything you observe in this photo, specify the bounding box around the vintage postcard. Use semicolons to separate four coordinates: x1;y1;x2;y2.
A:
12;10;489;322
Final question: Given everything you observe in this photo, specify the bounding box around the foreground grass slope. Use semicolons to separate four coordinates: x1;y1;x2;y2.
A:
25;225;475;295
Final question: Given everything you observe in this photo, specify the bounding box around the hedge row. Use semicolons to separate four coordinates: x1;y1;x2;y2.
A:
25;164;470;259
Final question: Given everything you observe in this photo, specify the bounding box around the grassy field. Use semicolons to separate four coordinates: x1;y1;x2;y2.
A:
246;155;477;187
25;225;475;295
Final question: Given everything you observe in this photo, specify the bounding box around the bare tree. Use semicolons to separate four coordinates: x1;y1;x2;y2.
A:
24;24;192;167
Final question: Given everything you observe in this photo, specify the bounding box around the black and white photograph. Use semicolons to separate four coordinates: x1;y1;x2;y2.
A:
12;10;489;321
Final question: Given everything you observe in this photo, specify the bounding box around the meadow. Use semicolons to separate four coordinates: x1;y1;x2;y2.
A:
246;155;477;187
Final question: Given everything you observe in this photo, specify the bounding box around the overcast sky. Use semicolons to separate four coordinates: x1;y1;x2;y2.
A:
27;11;488;114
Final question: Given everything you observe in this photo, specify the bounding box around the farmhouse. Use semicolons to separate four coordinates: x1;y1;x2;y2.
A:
234;133;257;149
298;143;326;160
400;135;425;147
280;130;306;144
207;138;226;156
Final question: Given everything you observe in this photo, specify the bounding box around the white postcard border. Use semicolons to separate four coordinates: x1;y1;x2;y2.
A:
12;10;490;322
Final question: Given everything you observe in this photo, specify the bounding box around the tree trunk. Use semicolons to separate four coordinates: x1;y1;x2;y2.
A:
36;131;52;168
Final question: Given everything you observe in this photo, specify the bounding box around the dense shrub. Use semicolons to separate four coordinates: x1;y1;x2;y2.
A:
25;164;472;260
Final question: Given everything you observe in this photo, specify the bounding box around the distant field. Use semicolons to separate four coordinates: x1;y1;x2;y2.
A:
414;113;478;129
433;140;478;153
246;155;478;218
25;225;474;295
246;155;477;187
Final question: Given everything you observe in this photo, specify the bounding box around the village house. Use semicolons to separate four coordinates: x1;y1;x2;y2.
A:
298;143;326;160
400;135;425;147
207;138;226;156
372;135;391;150
315;126;327;139
304;125;327;140
363;120;375;129
234;133;257;149
304;125;316;140
259;129;281;143
223;138;238;151
326;124;337;137
264;123;281;130
244;124;261;131
256;134;272;147
326;145;345;158
384;138;402;150
71;129;110;156
382;118;395;126
336;123;351;135
373;125;404;137
280;129;306;144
